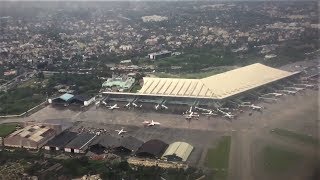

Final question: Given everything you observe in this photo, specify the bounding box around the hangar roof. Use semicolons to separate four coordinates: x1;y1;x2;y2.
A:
59;93;74;101
162;142;193;162
65;133;96;150
138;63;297;99
90;135;120;148
45;131;77;148
118;136;144;152
135;139;168;158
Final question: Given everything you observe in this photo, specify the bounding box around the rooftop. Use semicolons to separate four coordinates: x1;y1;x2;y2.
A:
65;133;96;150
59;93;74;101
8;124;57;143
139;63;298;99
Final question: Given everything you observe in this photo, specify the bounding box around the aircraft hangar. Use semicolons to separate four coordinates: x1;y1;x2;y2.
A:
102;63;300;109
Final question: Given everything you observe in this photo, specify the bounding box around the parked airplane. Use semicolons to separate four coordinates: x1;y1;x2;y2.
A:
261;93;283;97
223;113;235;119
278;89;297;95
217;108;235;119
202;111;218;116
115;128;127;135
195;107;211;113
184;111;200;119
293;84;316;88
107;104;120;110
143;120;161;126
240;104;263;111
258;97;278;102
155;102;168;110
125;101;142;108
286;87;304;91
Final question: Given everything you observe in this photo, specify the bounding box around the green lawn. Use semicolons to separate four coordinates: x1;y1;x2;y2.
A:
155;68;231;79
0;123;18;137
205;136;231;180
271;128;319;145
262;146;302;174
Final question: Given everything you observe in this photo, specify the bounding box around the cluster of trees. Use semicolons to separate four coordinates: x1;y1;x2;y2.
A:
0;87;45;115
156;47;237;73
57;157;205;180
46;73;102;96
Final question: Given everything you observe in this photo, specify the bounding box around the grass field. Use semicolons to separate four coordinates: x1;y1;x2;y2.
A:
271;128;319;145
155;67;233;79
0;123;17;137
261;145;302;174
205;136;231;180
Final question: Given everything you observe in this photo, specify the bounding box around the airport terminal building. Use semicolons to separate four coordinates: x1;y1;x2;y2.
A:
103;63;299;108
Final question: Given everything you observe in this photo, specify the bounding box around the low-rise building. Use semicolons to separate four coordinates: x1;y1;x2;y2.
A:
3;123;62;149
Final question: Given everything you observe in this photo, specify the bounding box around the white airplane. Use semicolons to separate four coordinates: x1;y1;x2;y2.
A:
286;87;304;91
217;108;235;119
184;111;200;119
95;101;101;106
293;84;315;88
126;101;142;108
278;89;297;95
107;104;120;110
242;104;263;111
258;97;278;102
115;128;127;135
223;113;235;119
143;120;161;126
195;107;211;113
202;111;218;116
155;103;168;110
241;101;252;105
261;93;283;97
155;104;160;110
161;104;168;109
102;101;107;106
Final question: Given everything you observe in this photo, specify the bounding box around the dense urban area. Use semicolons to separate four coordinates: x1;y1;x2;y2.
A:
0;1;319;180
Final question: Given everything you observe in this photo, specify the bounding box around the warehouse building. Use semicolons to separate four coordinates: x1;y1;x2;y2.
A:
68;95;95;107
4;123;62;149
64;133;96;153
114;136;144;154
44;131;78;151
89;135;143;155
135;139;168;159
162;142;193;162
89;135;120;155
148;50;172;60
48;93;74;106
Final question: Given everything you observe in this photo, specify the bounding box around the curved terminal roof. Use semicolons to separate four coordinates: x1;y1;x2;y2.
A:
162;142;193;162
135;139;168;158
138;63;297;99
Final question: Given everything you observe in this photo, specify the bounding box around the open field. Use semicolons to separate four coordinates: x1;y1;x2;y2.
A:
271;128;319;146
154;66;236;79
0;123;18;137
205;136;231;180
261;145;302;173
